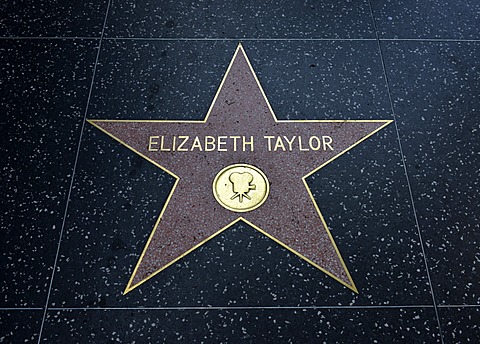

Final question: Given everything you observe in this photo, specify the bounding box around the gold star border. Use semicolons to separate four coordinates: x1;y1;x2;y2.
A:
88;44;392;294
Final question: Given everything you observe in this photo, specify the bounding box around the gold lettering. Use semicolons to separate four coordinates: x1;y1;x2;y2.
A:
190;136;203;151
309;136;321;151
283;136;296;151
274;137;286;151
205;136;216;151
148;136;159;151
230;136;241;152
218;136;227;152
149;135;329;153
160;136;171;151
323;136;333;150
243;136;254;152
298;136;309;151
176;136;189;151
264;136;275;151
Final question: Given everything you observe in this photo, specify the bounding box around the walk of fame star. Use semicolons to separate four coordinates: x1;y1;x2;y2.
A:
88;44;392;294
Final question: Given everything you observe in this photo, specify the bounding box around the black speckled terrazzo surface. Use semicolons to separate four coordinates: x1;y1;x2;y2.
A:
1;1;479;343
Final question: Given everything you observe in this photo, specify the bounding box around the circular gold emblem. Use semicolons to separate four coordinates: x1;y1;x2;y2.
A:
213;164;269;212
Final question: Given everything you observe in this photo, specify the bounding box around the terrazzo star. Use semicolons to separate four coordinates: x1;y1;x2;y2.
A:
89;44;391;294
